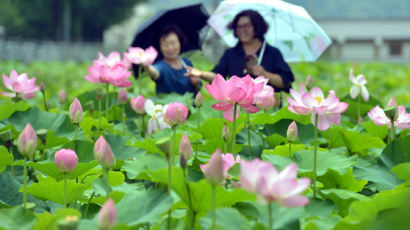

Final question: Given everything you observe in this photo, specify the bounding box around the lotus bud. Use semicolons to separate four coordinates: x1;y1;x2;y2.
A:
117;88;128;104
287;121;298;142
305;74;314;90
40;82;46;93
98;198;116;230
54;148;78;173
179;134;193;160
69;98;83;124
200;149;224;186
222;124;230;142
17;123;37;158
58;89;66;104
94;136;115;169
164;102;188;127
131;95;146;114
194;91;203;108
387;97;397;107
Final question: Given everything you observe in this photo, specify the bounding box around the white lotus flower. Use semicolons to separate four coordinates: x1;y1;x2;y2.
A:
349;68;369;102
144;99;170;134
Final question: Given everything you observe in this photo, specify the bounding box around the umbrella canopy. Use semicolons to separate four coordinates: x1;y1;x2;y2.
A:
208;0;332;62
131;3;209;56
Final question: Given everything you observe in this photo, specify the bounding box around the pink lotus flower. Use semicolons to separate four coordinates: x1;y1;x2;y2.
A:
287;121;298;142
287;87;349;131
179;134;193;160
240;159;310;207
69;98;83;124
368;98;410;130
253;76;275;110
58;89;66;104
259;163;311;206
144;99;170;134
164;102;188;127
200;149;224;186
240;158;275;193
85;52;132;87
205;74;264;122
54;148;78;173
349;69;369;102
194;91;203;107
17;123;38;158
221;153;240;178
94;135;115;169
1;70;39;98
98;198;116;230
117;88;128;104
124;46;158;66
200;151;239;183
131;95;146;114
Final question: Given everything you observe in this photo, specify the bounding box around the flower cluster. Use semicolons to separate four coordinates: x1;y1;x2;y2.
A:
85;52;132;87
205;74;264;121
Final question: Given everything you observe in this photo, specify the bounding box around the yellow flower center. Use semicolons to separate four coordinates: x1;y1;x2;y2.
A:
314;96;323;105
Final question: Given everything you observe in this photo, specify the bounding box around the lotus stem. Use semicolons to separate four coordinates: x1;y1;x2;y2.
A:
289;142;292;158
231;103;238;156
183;169;193;229
106;83;109;122
212;184;216;228
390;119;395;143
196;107;200;157
98;98;102;134
64;173;67;208
83;191;95;218
247;113;253;157
268;202;273;230
104;168;110;197
313;114;319;199
357;95;361;123
23;157;27;209
122;104;126;134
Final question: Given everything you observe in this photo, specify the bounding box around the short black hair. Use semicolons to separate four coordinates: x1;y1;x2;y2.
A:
227;10;268;41
155;24;188;51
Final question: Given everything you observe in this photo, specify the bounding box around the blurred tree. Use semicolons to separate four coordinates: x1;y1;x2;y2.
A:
0;0;142;41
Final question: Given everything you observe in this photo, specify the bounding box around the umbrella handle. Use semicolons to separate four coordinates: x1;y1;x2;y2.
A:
258;40;267;65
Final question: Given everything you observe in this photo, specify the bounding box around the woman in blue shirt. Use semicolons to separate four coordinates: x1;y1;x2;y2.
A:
143;25;201;95
187;10;294;93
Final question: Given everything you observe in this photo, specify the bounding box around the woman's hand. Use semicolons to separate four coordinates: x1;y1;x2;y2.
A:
251;65;266;77
184;66;202;78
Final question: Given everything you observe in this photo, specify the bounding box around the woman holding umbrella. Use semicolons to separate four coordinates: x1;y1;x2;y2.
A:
187;10;294;93
142;25;202;95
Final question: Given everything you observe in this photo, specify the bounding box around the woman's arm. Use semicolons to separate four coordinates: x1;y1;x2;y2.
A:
142;64;160;81
252;65;285;89
185;66;217;82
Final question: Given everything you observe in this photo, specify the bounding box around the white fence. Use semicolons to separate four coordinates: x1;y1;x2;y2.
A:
0;38;124;63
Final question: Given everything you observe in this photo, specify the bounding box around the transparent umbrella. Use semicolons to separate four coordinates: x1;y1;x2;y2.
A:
208;0;332;62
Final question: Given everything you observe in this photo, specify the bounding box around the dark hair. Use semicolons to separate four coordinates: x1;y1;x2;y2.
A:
154;24;188;51
227;10;268;41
